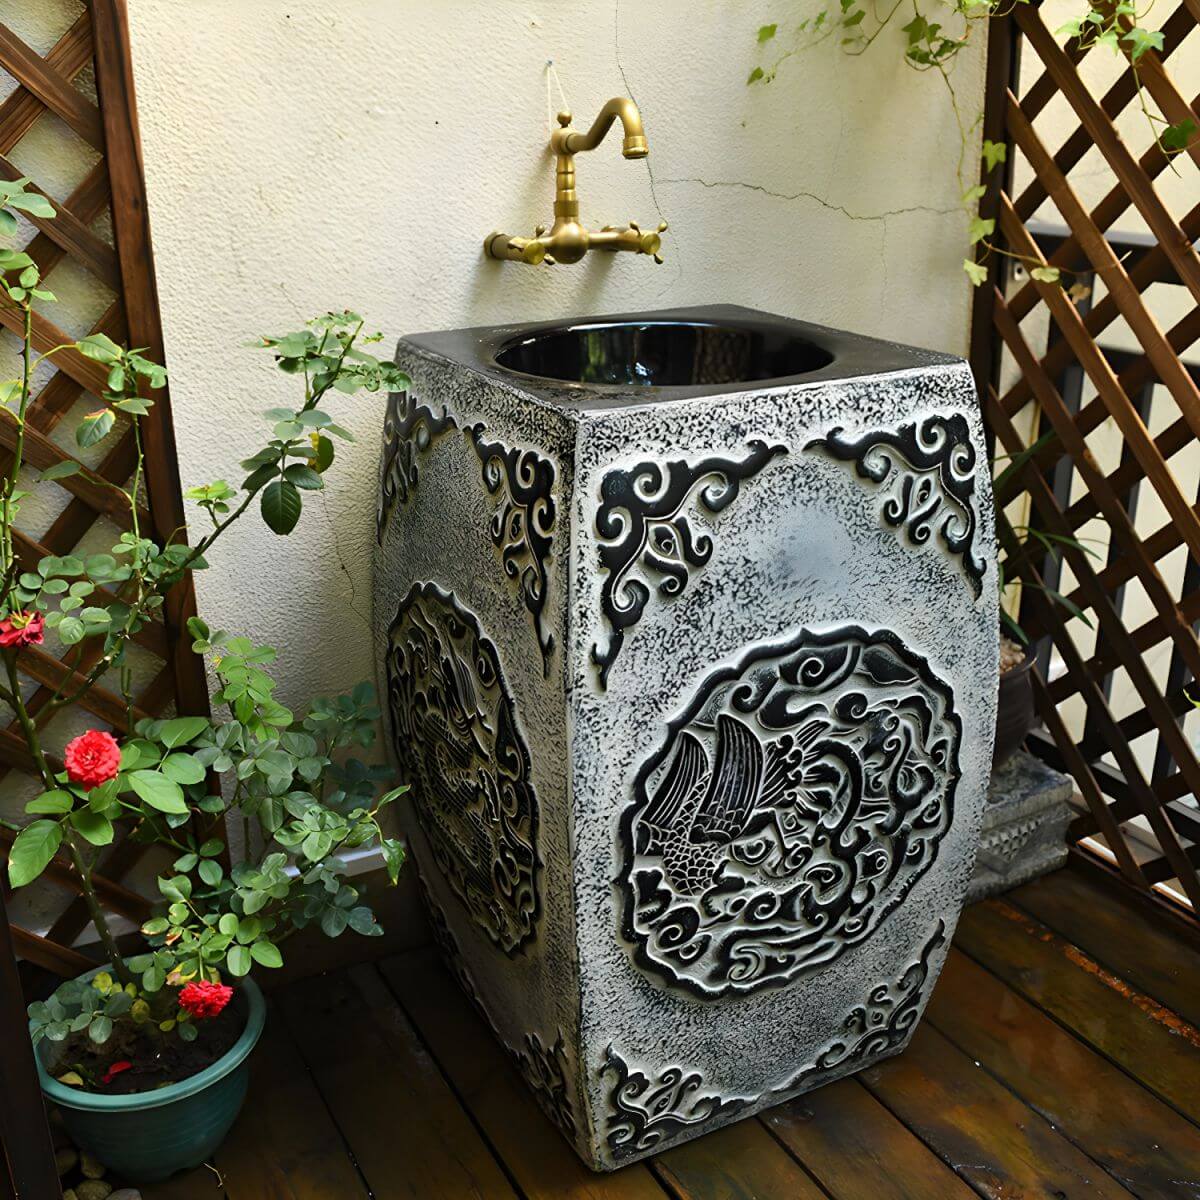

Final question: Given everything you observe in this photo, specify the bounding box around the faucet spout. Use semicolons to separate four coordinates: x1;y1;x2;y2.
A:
561;97;647;159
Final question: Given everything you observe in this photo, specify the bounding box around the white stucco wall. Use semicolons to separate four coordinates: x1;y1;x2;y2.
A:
123;0;987;708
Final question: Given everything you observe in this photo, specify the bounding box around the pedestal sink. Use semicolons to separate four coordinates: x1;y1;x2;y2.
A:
373;304;997;1170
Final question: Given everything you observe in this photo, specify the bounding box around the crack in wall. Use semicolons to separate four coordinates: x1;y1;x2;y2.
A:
659;175;962;223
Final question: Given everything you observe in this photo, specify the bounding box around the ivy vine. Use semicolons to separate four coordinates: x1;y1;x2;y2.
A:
750;0;1197;290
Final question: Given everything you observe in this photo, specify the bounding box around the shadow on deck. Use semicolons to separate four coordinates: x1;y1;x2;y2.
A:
141;861;1200;1200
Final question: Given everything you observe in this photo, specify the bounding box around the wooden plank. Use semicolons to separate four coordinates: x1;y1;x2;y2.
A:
378;948;671;1200
1006;89;1200;440
859;1022;1138;1199
1015;7;1200;308
651;1117;826;1200
91;0;211;723
1014;4;1197;218
0;10;93;154
0;21;104;148
1008;867;1200;1029
956;898;1200;1126
208;1017;369;1200
0;154;119;288
927;948;1200;1200
277;963;517;1200
0;407;146;531
762;1080;977;1200
0;298;112;397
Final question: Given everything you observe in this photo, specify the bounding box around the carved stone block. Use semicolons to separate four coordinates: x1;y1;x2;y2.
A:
373;305;997;1169
968;749;1073;902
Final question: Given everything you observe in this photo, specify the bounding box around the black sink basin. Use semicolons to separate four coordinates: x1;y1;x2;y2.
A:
399;305;958;411
493;319;835;388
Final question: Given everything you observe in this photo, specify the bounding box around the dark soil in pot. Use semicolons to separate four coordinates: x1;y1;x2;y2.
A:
45;991;245;1095
995;635;1036;768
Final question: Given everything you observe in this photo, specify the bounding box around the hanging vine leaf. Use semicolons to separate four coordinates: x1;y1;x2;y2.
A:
261;478;302;534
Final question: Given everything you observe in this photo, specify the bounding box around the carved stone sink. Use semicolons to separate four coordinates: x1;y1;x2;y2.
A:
373;303;997;1170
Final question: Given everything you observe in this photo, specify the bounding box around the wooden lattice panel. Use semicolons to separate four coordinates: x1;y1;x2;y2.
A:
973;0;1200;914
0;0;206;975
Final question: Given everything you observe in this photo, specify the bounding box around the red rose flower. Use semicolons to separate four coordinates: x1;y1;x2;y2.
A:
178;980;234;1020
0;611;44;648
101;1060;132;1085
63;730;121;791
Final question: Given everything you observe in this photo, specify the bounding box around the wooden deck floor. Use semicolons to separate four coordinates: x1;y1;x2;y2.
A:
144;862;1200;1200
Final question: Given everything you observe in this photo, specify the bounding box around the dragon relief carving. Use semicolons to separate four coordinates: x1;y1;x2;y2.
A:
385;582;539;954
377;389;457;543
808;413;985;598
467;425;557;676
620;625;960;999
591;440;786;689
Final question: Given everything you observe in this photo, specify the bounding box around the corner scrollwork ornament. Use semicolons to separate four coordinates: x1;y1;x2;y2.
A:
385;582;540;954
808;413;985;598
518;1032;579;1142
592;440;786;688
785;921;946;1090
620;624;960;999
377;389;457;543
602;1048;749;1162
468;425;557;675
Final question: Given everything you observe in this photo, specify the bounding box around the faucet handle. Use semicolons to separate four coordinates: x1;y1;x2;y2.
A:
630;220;667;263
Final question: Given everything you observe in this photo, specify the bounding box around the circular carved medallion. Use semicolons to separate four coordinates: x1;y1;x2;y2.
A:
620;625;960;998
385;582;539;954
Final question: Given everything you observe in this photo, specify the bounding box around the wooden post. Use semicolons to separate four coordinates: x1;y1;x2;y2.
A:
89;0;210;722
0;888;60;1199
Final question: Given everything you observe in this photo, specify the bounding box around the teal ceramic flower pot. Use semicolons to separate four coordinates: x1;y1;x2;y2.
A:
33;966;265;1184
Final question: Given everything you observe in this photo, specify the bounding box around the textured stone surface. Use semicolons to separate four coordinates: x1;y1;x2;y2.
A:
968;749;1073;902
373;304;998;1170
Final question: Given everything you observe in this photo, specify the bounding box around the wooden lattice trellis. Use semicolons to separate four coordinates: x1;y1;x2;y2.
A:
972;0;1200;914
0;0;207;981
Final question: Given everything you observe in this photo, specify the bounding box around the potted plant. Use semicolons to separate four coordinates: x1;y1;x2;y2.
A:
1;178;409;1182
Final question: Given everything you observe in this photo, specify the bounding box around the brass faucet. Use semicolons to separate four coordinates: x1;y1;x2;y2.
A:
484;97;667;267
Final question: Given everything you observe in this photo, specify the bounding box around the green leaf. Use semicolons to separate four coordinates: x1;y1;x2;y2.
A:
76;333;122;364
1122;25;1163;61
227;944;252;976
129;769;188;813
7;820;63;887
981;139;1007;172
249;940;282;968
756;22;778;42
158;873;192;902
57;616;85;645
963;258;988;287
161;753;206;785
69;809;113;846
961;184;986;205
141;916;169;935
260;479;302;535
283;463;324;490
1163;118;1197;153
198;858;223;886
88;1015;113;1044
381;837;406;885
37;456;81;484
1030;265;1061;284
178;1020;199;1042
26;789;73;815
159;716;211;748
968;215;995;246
76;408;115;448
311;433;335;473
7;191;55;219
218;912;239;936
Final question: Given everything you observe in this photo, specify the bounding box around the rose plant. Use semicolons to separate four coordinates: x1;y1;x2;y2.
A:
1;177;409;1096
